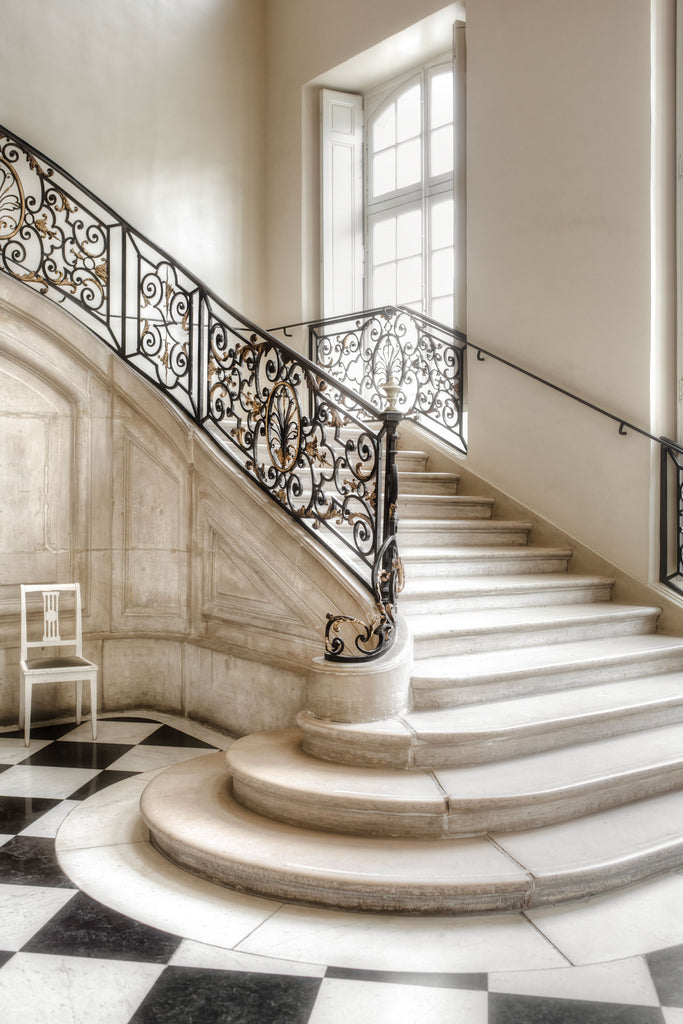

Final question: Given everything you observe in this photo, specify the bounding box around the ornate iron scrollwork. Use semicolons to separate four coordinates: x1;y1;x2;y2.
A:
311;306;466;451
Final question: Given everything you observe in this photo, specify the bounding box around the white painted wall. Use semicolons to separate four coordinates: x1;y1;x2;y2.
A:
0;0;266;317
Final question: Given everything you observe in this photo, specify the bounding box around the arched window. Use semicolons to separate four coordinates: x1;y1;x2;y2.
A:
366;62;455;324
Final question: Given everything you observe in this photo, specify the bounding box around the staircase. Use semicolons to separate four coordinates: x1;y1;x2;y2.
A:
141;438;683;914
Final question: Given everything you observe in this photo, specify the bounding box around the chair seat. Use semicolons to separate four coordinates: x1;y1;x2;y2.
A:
23;655;96;671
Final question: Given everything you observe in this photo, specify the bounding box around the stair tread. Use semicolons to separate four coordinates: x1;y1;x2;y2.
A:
231;723;683;805
407;601;660;638
302;673;683;742
402;573;614;597
141;752;683;912
401;545;572;559
412;633;683;681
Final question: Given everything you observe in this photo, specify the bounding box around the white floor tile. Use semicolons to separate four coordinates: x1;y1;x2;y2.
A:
308;978;488;1024
236;904;568;973
0;764;101;799
58;721;161;745
527;874;683;963
0;834;13;847
57;838;283;951
0;952;164;1024
489;956;660;1006
106;744;216;773
0;738;52;764
21;800;81;838
56;776;150;851
662;1008;683;1023
0;884;77;950
170;938;326;977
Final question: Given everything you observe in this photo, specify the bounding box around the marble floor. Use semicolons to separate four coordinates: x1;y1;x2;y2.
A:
1;713;683;1022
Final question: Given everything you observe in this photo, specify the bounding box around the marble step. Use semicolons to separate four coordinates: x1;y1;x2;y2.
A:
399;518;533;547
398;494;494;520
409;602;660;658
141;751;683;913
401;544;572;576
400;572;615;612
395;450;429;473
298;672;683;768
227;723;683;838
410;633;683;708
398;470;460;495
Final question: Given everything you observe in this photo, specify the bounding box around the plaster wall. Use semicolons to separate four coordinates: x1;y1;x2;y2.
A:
0;276;372;735
0;0;266;318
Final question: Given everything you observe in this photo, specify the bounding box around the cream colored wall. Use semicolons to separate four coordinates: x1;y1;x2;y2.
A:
0;276;373;734
0;0;266;318
465;0;672;582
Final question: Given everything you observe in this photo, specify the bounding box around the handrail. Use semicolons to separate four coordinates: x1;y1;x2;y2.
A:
306;307;683;601
0;124;402;662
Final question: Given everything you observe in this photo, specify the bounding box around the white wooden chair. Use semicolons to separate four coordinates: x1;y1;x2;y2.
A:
19;583;98;746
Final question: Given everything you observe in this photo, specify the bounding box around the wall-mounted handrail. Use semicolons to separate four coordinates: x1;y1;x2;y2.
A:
0;124;403;662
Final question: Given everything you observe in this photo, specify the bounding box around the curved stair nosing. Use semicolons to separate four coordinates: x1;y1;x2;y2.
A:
141;753;683;914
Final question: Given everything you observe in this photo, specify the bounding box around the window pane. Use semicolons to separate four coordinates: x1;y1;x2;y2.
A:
430;70;453;129
430;196;454;250
431;294;454;326
431;247;454;297
372;102;396;152
372;149;396;197
372;217;396;265
430;124;453;178
373;263;396;306
397;255;422;304
397;208;422;259
397;83;421;142
396;138;421;190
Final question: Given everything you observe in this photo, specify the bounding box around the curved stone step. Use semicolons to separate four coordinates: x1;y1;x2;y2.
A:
409;603;660;658
227;723;683;838
398;494;494;520
141;752;683;913
298;672;683;768
399;519;533;547
410;633;683;708
401;545;573;576
400;572;615;612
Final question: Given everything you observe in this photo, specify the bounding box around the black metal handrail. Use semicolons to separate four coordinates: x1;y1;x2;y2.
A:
0;124;402;662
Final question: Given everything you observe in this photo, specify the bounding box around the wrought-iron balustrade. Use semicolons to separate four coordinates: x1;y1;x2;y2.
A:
308;307;467;451
0;125;402;661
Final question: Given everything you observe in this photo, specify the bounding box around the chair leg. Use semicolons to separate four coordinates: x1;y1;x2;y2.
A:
90;675;97;741
23;681;32;747
18;674;24;730
75;680;82;725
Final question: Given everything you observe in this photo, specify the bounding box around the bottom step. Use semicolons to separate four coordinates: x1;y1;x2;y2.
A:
141;751;683;915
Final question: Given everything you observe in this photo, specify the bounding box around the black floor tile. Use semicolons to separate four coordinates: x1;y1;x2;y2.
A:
22;890;181;963
106;716;160;723
68;769;141;801
0;951;15;969
140;725;215;749
0;836;77;888
0;795;61;834
129;966;321;1024
489;993;665;1024
1;723;81;742
325;965;488;990
647;943;683;1008
22;741;133;770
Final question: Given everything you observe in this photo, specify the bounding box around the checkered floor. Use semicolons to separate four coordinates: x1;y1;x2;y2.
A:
1;714;682;1022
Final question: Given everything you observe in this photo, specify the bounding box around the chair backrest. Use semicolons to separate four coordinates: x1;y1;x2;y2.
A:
20;583;83;662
